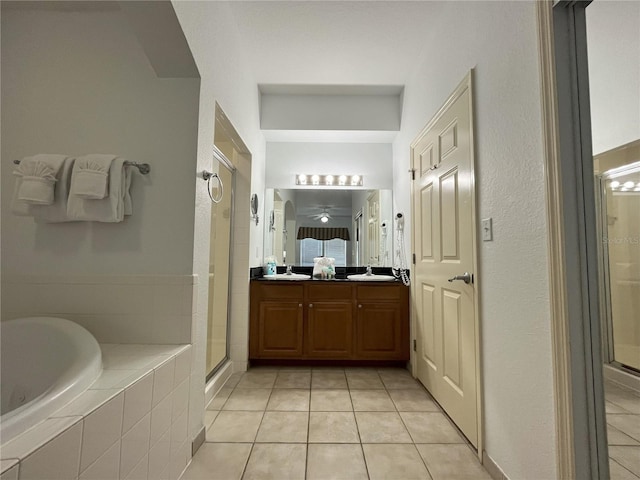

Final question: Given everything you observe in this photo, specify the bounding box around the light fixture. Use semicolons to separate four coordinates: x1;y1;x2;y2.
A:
610;180;620;189
295;174;363;187
624;181;635;189
320;214;329;223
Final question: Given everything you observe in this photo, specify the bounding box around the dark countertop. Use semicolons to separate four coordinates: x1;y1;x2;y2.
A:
249;265;409;283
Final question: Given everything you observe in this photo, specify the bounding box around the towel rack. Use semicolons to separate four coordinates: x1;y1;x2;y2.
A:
12;159;151;175
202;170;223;204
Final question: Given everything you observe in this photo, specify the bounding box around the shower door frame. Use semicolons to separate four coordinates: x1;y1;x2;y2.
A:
206;145;236;382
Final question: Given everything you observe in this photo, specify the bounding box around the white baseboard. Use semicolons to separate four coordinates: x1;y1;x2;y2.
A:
604;364;640;394
482;451;509;480
204;361;233;408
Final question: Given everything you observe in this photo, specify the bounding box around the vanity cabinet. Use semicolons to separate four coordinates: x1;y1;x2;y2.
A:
249;280;409;363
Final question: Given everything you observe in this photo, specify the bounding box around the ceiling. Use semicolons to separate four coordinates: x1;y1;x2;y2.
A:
229;1;441;86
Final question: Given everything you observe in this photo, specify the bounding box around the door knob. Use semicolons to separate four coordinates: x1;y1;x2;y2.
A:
448;272;473;285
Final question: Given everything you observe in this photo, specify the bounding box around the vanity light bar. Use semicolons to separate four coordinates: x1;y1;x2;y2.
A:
296;174;363;187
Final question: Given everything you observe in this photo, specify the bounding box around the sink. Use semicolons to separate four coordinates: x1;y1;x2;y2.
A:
263;273;311;281
347;274;396;282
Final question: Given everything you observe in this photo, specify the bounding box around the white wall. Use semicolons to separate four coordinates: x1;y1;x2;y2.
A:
1;3;200;276
171;0;266;443
266;142;393;189
587;0;640;155
393;2;556;478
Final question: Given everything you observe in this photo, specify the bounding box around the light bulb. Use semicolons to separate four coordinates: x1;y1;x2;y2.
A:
610;181;620;189
351;175;361;185
298;174;307;184
325;175;334;185
338;175;347;185
312;174;320;185
321;216;328;223
624;181;634;189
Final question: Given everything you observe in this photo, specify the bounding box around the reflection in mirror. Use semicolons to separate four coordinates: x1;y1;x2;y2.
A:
264;188;393;267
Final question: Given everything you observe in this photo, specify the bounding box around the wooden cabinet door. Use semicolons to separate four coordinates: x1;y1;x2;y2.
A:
355;302;405;359
307;301;353;358
257;301;304;358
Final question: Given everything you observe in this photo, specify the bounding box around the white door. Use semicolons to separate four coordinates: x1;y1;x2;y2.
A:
411;73;479;447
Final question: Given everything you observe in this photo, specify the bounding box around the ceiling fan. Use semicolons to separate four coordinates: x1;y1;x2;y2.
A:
309;207;333;223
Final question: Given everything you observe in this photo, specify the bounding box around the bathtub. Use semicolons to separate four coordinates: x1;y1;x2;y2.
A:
0;316;102;444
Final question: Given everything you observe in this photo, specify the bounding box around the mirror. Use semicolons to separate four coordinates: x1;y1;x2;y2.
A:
263;188;394;267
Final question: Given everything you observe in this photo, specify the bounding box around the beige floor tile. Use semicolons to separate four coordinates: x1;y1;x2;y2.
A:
610;458;640;480
267;389;310;411
609;425;640;446
306;444;368;480
181;443;251;480
255;412;309;443
416;444;490;479
609;446;640;476
350;390;396;411
204;410;219;430
206;411;263;443
236;372;277;389
355;412;412;443
223;388;272;411
274;371;311;389
346;372;385;390
311;389;353;411
608;414;640;442
389;388;439;412
380;375;421;389
400;412;465;443
224;373;244;388
207;387;234;410
363;444;432;480
242;443;307;480
606;385;640;414
309;412;360;443
312;371;348;389
607;401;633;415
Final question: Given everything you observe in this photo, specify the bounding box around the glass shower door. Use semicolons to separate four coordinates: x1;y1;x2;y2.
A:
206;161;234;378
600;161;640;372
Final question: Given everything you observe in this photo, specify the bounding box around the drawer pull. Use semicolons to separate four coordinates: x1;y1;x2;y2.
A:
299;303;302;308
358;304;362;308
309;304;314;308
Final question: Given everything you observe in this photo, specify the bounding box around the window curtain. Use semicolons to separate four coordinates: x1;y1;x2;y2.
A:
297;226;351;241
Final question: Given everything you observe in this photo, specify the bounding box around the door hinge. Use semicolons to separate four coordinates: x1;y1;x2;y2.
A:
412;253;416;264
413;339;417;351
409;168;415;181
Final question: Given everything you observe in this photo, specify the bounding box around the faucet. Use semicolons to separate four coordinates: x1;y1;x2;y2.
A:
366;265;372;276
286;265;293;275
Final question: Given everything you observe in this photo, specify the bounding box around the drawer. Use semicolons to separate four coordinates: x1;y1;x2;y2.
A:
307;283;353;301
255;282;304;300
356;284;402;301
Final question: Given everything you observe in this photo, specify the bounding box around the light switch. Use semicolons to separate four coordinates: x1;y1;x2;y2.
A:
481;218;493;241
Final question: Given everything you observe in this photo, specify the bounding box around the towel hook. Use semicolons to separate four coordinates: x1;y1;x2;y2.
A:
202;170;223;204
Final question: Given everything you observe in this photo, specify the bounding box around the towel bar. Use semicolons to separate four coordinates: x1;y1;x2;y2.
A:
12;159;151;175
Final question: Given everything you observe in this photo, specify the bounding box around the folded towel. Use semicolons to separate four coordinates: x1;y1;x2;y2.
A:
67;157;132;222
10;177;31;216
14;155;66;205
33;157;77;223
69;154;116;199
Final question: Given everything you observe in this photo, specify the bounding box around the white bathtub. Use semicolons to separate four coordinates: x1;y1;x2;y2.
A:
0;317;102;444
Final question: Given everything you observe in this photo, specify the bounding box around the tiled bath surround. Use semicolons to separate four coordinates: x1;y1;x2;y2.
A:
1;274;197;345
0;345;192;480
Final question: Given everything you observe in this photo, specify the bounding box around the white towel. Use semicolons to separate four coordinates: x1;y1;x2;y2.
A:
67;157;132;222
14;155;66;205
33;157;77;223
10;177;31;216
69;154;116;199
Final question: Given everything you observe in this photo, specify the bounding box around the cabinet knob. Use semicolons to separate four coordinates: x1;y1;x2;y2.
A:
298;303;302;308
358;304;362;308
309;304;314;308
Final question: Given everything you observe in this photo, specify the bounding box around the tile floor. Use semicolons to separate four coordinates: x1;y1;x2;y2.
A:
605;381;640;479
182;367;490;480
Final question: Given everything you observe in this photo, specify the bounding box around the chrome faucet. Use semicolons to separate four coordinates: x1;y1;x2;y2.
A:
366;265;372;276
286;265;293;275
